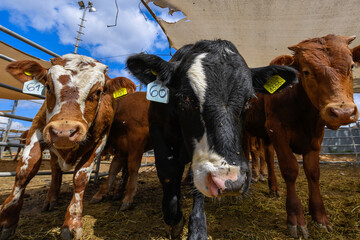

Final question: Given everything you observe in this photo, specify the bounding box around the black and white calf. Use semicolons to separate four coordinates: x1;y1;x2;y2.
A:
127;40;297;239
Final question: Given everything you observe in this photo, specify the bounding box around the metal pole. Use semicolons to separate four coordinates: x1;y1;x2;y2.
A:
0;25;60;57
349;124;359;162
74;7;87;54
0;54;15;62
1;100;18;159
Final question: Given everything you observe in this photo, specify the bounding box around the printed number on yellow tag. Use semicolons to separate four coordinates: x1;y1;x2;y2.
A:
113;88;128;99
263;75;286;94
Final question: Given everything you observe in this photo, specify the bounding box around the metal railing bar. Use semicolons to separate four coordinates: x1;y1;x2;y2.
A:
0;54;15;62
0;142;25;148
321;144;360;148
0;112;33;122
0;25;60;57
323;136;360;139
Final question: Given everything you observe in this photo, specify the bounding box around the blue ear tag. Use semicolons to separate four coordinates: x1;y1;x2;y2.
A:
23;78;45;96
146;80;169;104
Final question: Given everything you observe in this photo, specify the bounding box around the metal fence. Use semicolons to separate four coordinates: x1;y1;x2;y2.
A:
321;121;360;162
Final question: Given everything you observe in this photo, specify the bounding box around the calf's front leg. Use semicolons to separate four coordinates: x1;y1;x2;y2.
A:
267;127;308;239
42;151;63;211
61;135;107;240
303;150;332;231
120;133;146;211
188;190;207;240
90;154;125;204
264;143;280;196
0;129;44;240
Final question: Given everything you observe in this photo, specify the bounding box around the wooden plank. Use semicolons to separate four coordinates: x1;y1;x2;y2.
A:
354;78;360;93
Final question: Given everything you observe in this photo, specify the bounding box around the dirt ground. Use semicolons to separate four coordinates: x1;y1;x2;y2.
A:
0;155;359;240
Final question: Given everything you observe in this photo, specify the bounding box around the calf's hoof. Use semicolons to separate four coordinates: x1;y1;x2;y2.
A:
0;225;17;240
287;224;309;239
168;216;185;239
259;174;267;182
318;223;333;232
269;189;281;198
112;192;124;201
90;196;102;204
251;177;259;183
61;227;83;240
42;201;57;212
119;202;132;211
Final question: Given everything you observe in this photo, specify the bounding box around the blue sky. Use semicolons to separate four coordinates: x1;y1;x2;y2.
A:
0;0;184;133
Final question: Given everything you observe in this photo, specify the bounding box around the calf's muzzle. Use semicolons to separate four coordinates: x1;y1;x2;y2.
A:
206;166;250;197
43;120;87;149
322;102;359;129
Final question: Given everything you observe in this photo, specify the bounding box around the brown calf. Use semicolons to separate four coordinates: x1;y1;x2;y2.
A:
90;92;152;211
0;54;136;240
245;35;360;238
243;133;268;183
12;130;29;161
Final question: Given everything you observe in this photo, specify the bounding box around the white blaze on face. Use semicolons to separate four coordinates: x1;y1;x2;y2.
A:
187;53;208;112
20;129;42;173
46;54;107;124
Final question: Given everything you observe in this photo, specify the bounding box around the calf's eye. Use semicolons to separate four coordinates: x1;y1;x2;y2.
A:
303;70;310;76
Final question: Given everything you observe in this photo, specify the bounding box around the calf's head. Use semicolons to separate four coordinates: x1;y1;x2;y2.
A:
127;40;297;197
7;54;110;149
271;34;360;129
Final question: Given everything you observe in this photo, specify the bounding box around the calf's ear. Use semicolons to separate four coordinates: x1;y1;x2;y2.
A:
104;76;137;94
269;55;294;66
6;60;48;85
352;45;360;64
250;65;298;94
126;54;175;85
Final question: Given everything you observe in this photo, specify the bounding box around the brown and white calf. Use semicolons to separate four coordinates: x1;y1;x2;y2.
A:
0;54;136;240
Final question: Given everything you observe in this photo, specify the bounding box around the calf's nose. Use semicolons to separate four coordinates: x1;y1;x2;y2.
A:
324;102;359;125
206;169;249;197
328;106;358;122
49;122;84;144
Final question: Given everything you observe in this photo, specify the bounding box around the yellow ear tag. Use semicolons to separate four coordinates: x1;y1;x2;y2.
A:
113;88;128;99
72;145;79;151
263;75;286;94
24;71;32;76
151;69;157;76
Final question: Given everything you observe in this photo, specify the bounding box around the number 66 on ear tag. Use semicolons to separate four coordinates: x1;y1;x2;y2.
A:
23;79;45;96
146;80;169;104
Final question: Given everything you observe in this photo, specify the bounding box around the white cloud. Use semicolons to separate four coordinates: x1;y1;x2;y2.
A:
107;68;144;91
17;100;44;110
0;117;28;131
0;0;169;64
